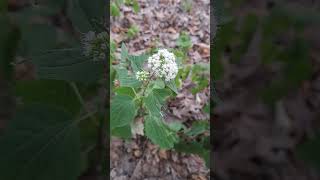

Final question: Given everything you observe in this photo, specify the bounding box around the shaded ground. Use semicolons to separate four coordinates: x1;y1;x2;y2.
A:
213;0;320;180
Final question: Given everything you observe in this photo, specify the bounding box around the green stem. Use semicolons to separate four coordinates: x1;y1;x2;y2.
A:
70;82;97;125
137;72;155;116
70;82;85;106
142;72;156;96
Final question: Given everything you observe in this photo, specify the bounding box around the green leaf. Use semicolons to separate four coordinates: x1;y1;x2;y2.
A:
125;0;132;6
230;14;258;63
111;3;120;17
167;121;185;132
191;65;210;94
11;8;77;54
128;54;147;73
121;43;129;62
15;80;81;114
36;60;103;84
20;23;58;55
78;114;98;151
132;0;140;13
145;115;178;149
191;63;209;77
153;79;165;89
12;6;78;53
260;38;312;105
191;78;209;94
165;80;178;94
296;133;320;169
111;95;137;129
191;64;209;94
144;88;171;117
186;121;209;137
30;48;103;83
115;67;141;88
174;141;209;167
174;141;205;154
173;49;187;63
114;86;136;98
181;0;192;12
0;104;81;180
203;103;210;114
78;115;99;174
212;21;235;80
202;150;210;167
283;38;311;86
176;32;192;51
127;25;139;38
115;0;124;6
67;0;92;32
110;39;117;62
112;125;132;139
110;66;116;88
78;0;105;24
110;39;117;53
177;66;191;80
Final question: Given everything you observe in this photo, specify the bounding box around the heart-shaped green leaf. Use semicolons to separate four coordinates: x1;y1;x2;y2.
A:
115;67;141;88
15;80;81;114
114;86;136;98
145;115;178;149
128;54;148;73
30;48;103;83
111;95;137;129
0;104;81;180
144;88;171;117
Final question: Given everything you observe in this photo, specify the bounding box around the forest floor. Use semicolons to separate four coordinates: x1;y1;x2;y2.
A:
110;0;210;179
213;0;320;180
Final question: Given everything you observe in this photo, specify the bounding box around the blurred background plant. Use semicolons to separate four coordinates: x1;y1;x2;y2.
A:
213;0;320;179
0;0;108;179
181;0;192;13
126;24;139;39
111;0;140;17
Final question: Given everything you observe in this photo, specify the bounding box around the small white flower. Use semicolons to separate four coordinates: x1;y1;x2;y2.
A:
147;49;178;81
81;31;108;61
136;70;149;81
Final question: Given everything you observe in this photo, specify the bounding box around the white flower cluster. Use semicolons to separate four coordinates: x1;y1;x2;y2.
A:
82;31;108;61
147;49;178;81
136;70;149;82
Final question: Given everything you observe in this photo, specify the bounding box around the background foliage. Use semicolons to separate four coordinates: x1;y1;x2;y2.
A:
0;0;107;179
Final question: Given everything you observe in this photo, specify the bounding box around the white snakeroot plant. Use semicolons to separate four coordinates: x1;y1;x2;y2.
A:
81;31;108;61
111;45;181;150
111;43;209;167
147;49;178;82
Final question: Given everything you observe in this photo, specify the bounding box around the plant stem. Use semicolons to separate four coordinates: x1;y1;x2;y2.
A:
138;72;155;116
70;82;97;124
130;74;157;180
142;72;154;96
